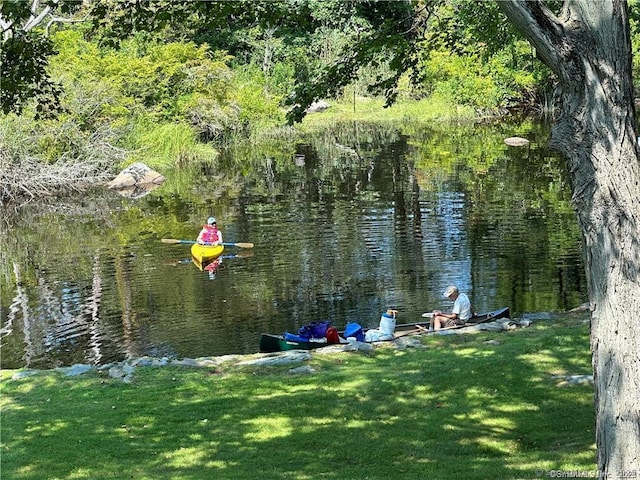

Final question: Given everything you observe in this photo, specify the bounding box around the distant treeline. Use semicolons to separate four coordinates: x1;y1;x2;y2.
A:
3;0;640;204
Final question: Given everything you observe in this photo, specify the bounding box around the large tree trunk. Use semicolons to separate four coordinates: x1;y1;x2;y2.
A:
497;0;640;473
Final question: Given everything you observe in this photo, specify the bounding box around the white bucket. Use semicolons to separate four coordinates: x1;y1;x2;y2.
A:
380;311;396;336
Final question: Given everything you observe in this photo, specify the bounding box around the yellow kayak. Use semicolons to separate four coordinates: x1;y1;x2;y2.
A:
191;243;224;264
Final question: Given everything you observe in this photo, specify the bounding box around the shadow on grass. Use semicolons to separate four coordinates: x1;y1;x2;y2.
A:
2;319;595;480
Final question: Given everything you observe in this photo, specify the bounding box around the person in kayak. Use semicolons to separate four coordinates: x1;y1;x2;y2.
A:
196;217;223;245
430;285;472;330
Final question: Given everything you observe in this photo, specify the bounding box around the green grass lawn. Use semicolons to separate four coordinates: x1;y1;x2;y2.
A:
1;311;595;480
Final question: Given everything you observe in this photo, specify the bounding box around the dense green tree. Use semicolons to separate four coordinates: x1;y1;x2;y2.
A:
0;0;82;116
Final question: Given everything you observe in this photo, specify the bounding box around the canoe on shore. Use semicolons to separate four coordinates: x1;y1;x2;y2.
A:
259;307;510;353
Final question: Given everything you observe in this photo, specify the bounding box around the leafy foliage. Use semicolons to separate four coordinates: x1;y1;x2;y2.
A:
0;0;82;117
51;30;234;122
2;0;639;124
285;1;430;123
0;32;64;118
3;0;638;204
418;1;552;113
629;0;640;81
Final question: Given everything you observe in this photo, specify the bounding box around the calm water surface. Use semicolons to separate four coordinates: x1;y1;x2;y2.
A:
0;120;587;368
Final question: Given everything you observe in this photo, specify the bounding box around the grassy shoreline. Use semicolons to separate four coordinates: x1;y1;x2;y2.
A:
1;309;595;480
299;96;480;131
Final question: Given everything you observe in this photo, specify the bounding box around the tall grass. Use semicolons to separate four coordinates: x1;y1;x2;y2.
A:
129;122;219;170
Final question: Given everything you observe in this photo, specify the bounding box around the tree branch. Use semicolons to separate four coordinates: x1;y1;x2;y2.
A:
45;14;88;36
23;0;57;32
496;0;571;80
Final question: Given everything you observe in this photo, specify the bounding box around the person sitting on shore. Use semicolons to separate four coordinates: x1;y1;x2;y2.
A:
430;285;472;330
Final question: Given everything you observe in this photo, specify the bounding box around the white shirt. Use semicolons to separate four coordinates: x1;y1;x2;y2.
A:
452;293;472;321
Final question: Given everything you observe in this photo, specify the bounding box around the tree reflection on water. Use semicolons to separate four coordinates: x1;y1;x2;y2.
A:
0;120;586;368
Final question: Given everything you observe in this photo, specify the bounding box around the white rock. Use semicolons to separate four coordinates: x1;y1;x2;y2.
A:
504;136;530;147
289;365;315;375
569;303;590;312
306;100;331;113
107;162;165;189
172;358;201;367
552;374;594;386
109;366;127;379
12;370;39;380
342;341;374;352
435;329;456;335
59;364;94;376
237;351;312;367
131;357;155;367
393;337;425;349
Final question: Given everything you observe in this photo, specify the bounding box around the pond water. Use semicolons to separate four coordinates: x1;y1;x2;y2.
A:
0;119;587;369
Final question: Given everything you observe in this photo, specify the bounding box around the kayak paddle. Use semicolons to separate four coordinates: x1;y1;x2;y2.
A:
161;239;196;244
161;238;254;248
225;242;255;249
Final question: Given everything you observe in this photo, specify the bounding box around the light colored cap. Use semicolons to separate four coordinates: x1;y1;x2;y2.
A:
207;217;216;225
443;285;458;298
